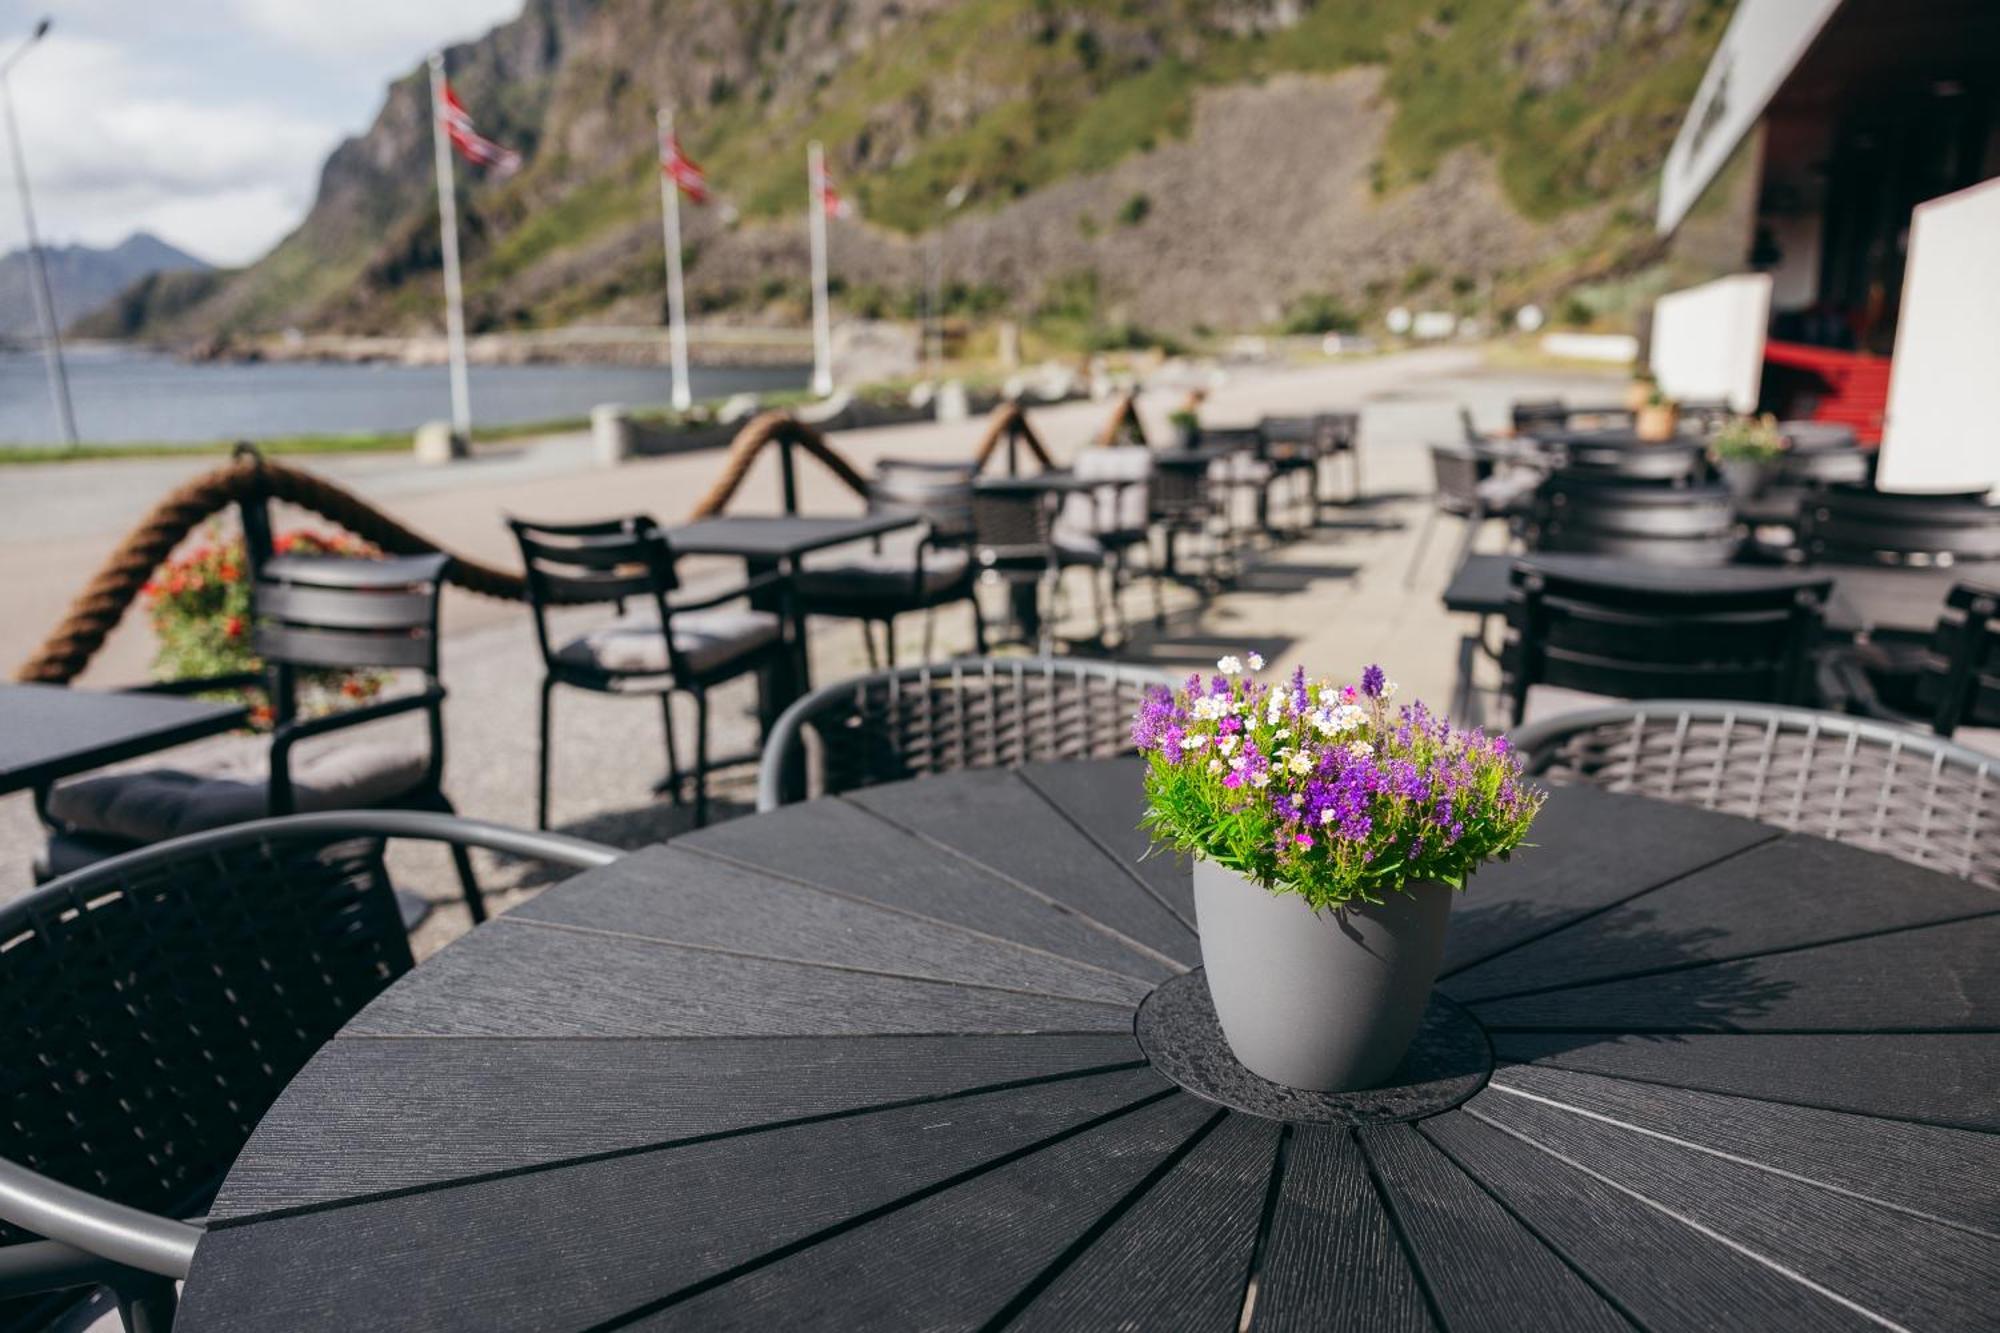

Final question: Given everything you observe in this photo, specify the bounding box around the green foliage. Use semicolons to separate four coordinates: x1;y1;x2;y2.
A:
1710;414;1786;463
1278;293;1360;336
1115;193;1152;227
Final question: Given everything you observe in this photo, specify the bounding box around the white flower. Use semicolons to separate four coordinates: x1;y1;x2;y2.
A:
1349;740;1375;759
1317;686;1341;707
1381;680;1399;701
1246;651;1265;671
1290;794;1305;808
1217;656;1244;676
1318;808;1335;825
1191;696;1226;721
1208;759;1224;774
1251;771;1271;788
1217;734;1238;756
1183;733;1209;750
1287;749;1315;776
1229;756;1247;772
1274;728;1292;741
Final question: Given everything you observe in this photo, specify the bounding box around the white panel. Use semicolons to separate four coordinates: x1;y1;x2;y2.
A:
1657;0;1843;235
1649;274;1772;412
1878;179;2000;495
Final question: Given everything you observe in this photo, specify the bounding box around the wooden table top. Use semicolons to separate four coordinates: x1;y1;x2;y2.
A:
179;760;2000;1331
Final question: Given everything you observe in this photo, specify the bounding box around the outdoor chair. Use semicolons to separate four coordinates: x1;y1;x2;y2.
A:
1404;444;1541;587
1056;445;1166;636
510;515;791;828
1822;580;2000;756
1799;486;2000;567
1532;477;1740;566
1199;425;1286;541
755;656;1175;809
1551;439;1706;485
36;552;487;925
1511;701;1998;889
968;480;1110;654
1149;454;1230;591
1510;399;1570;438
792;459;984;669
0;811;618;1333
1260;412;1360;513
1498;562;1832;727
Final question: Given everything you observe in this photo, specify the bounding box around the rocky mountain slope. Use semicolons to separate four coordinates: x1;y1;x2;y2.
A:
0;232;208;337
135;0;1733;346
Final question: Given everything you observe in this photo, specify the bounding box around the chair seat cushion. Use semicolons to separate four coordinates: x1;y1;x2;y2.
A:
1210;456;1274;485
793;548;971;603
1518;683;1621;728
555;605;781;677
1476;468;1543;513
46;732;428;844
1050;530;1109;565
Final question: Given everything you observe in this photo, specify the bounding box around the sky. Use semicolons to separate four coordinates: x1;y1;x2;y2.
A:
0;0;522;266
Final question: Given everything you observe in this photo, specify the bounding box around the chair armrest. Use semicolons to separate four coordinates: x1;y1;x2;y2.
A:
273;687;442;747
0;1158;199;1282
1814;648;1925;727
0;1238;150;1300
128;672;264;697
670;570;789;615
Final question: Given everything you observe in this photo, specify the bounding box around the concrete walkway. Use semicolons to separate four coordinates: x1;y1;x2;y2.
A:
0;347;1626;955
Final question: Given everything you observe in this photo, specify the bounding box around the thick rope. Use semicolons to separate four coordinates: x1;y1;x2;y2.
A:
1094;390;1148;447
13;455;529;685
686;410;872;519
968;400;1056;474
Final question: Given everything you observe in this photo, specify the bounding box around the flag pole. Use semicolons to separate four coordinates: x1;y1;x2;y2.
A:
658;108;692;412
807;139;833;398
428;51;472;446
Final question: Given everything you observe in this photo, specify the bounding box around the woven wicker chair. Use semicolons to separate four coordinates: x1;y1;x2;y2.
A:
756;656;1176;810
0;811;617;1333
1511;702;1998;889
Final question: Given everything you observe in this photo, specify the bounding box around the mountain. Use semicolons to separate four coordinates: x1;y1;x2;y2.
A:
0;232;211;337
131;0;1736;346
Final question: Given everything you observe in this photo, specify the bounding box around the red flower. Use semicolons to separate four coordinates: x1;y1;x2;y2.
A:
223;615;244;640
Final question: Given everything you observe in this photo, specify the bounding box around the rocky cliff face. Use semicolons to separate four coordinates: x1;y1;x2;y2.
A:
148;0;1732;344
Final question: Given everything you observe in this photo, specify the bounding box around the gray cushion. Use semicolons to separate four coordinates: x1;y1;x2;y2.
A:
794;548;971;601
1475;468;1543;512
1518;683;1621;727
47;732;427;843
1947;725;2000;758
555;605;781;677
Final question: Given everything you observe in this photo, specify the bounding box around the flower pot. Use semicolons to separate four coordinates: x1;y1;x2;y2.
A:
1716;457;1772;502
1624;380;1653;412
1192;860;1452;1092
1634;403;1679;442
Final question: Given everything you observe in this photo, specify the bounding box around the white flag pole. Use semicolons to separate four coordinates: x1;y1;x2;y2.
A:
807;140;833;398
428;52;472;445
658;110;693;412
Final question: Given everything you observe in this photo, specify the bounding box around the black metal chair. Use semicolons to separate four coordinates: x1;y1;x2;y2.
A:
0;811;617;1333
1198;426;1284;541
1057;445;1166;636
1259;412;1360;516
755;656;1175;810
1500;563;1831;726
967;479;1114;654
1511;399;1570;438
1149;454;1229;591
1822;581;2000;755
37;552;487;924
1511;701;1998;889
1533;477;1740;566
509;515;791;829
1552;437;1706;485
1405;444;1541;587
792;460;985;668
1800;487;2000;567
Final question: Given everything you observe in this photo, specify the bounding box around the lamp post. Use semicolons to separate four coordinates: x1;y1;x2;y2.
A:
1;18;77;448
924;182;969;380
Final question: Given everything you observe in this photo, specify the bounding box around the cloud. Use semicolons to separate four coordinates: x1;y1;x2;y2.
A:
0;31;332;264
227;0;522;68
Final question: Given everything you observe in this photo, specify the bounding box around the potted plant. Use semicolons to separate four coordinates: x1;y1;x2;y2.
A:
1133;655;1542;1091
1709;414;1787;501
1634;385;1679;441
1624;370;1656;413
1167;408;1201;449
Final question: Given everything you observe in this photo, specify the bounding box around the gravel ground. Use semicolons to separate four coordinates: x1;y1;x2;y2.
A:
0;351;1627;959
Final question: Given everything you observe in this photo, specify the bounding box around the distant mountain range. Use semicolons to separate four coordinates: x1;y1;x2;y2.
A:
0;232;211;338
94;0;1735;347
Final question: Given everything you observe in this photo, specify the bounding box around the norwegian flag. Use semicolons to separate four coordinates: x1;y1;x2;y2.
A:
659;127;708;204
440;81;521;175
813;159;853;219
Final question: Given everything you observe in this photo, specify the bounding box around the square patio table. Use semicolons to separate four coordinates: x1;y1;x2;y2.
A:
0;683;248;797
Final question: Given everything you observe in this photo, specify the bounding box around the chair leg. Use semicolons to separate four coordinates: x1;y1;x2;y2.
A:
1403;505;1441;588
692;689;712;828
536;676;556;830
1447;506;1487;575
430;792;488;924
883;618;898;669
659;693;683;806
968;590;988;654
861;618;880;670
115;1276;178;1333
921;606;937;663
1088;566;1108;645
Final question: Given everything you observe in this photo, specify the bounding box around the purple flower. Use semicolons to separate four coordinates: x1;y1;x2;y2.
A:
1290;665;1310;713
1360;664;1386;698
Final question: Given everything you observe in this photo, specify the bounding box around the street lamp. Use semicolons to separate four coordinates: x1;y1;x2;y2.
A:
2;17;78;448
924;181;969;380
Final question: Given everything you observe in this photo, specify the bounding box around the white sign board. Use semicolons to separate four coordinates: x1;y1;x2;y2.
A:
1657;0;1841;234
1878;179;2000;495
1649;274;1771;412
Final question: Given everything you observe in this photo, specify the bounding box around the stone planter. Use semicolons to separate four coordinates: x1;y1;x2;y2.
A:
1192;860;1452;1091
1716;457;1774;502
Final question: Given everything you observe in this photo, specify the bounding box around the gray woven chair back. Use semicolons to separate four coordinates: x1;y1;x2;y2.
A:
1515;702;1999;888
870;460;976;544
0;836;410;1297
1150;459;1210;519
1430;445;1491;514
970;485;1053;553
1535;479;1739;565
1801;487;2000;566
1062;446;1153;534
766;657;1175;805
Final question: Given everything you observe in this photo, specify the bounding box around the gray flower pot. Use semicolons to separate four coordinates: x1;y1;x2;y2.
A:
1717;457;1773;502
1192;860;1452;1091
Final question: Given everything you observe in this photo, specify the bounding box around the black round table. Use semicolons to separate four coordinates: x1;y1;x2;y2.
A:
179;760;2000;1331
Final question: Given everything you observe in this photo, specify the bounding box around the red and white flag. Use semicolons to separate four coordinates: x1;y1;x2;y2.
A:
659;127;708;204
813;159;853;219
439;81;521;175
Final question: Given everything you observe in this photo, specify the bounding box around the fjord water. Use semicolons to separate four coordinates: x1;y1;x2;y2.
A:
0;347;807;446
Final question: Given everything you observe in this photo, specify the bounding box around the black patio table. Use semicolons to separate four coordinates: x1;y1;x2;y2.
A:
178;760;1998;1331
0;682;247;797
1443;550;1966;639
664;511;919;703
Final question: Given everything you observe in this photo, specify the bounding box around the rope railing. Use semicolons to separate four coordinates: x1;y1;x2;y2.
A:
686;410;872;519
968;400;1056;475
1094;390;1148;447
